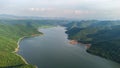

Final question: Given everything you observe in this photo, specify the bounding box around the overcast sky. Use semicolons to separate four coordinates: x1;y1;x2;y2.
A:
0;0;120;20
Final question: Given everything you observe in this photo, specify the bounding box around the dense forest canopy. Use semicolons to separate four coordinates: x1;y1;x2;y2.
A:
65;20;120;63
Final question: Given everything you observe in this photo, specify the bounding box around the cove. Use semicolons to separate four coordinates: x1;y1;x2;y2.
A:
18;26;120;68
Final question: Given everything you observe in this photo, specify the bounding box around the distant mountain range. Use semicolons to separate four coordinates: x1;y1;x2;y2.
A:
0;14;68;20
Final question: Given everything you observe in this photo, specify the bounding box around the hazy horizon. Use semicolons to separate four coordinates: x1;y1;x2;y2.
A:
0;0;120;20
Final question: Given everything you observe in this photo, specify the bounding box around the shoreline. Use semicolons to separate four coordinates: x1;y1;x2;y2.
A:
13;34;42;68
69;40;91;49
13;36;28;64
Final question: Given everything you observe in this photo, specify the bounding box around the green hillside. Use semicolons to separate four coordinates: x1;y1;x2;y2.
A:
0;20;59;68
65;20;120;63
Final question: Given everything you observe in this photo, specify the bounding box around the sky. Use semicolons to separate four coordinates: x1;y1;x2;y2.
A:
0;0;120;20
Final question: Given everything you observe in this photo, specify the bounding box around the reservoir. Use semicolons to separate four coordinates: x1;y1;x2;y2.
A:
18;26;120;68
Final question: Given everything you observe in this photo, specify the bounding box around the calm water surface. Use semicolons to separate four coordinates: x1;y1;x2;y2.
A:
18;26;120;68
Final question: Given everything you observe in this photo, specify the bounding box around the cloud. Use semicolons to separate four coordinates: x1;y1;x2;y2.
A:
29;8;54;12
0;0;120;19
29;8;93;15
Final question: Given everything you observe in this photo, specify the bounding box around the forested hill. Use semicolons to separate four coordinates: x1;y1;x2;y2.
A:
87;25;120;63
0;19;66;68
0;21;39;68
65;20;120;63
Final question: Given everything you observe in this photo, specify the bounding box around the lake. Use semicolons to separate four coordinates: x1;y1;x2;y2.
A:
18;26;120;68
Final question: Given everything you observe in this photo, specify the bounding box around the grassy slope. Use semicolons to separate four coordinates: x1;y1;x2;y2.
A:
0;20;42;68
0;19;67;67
